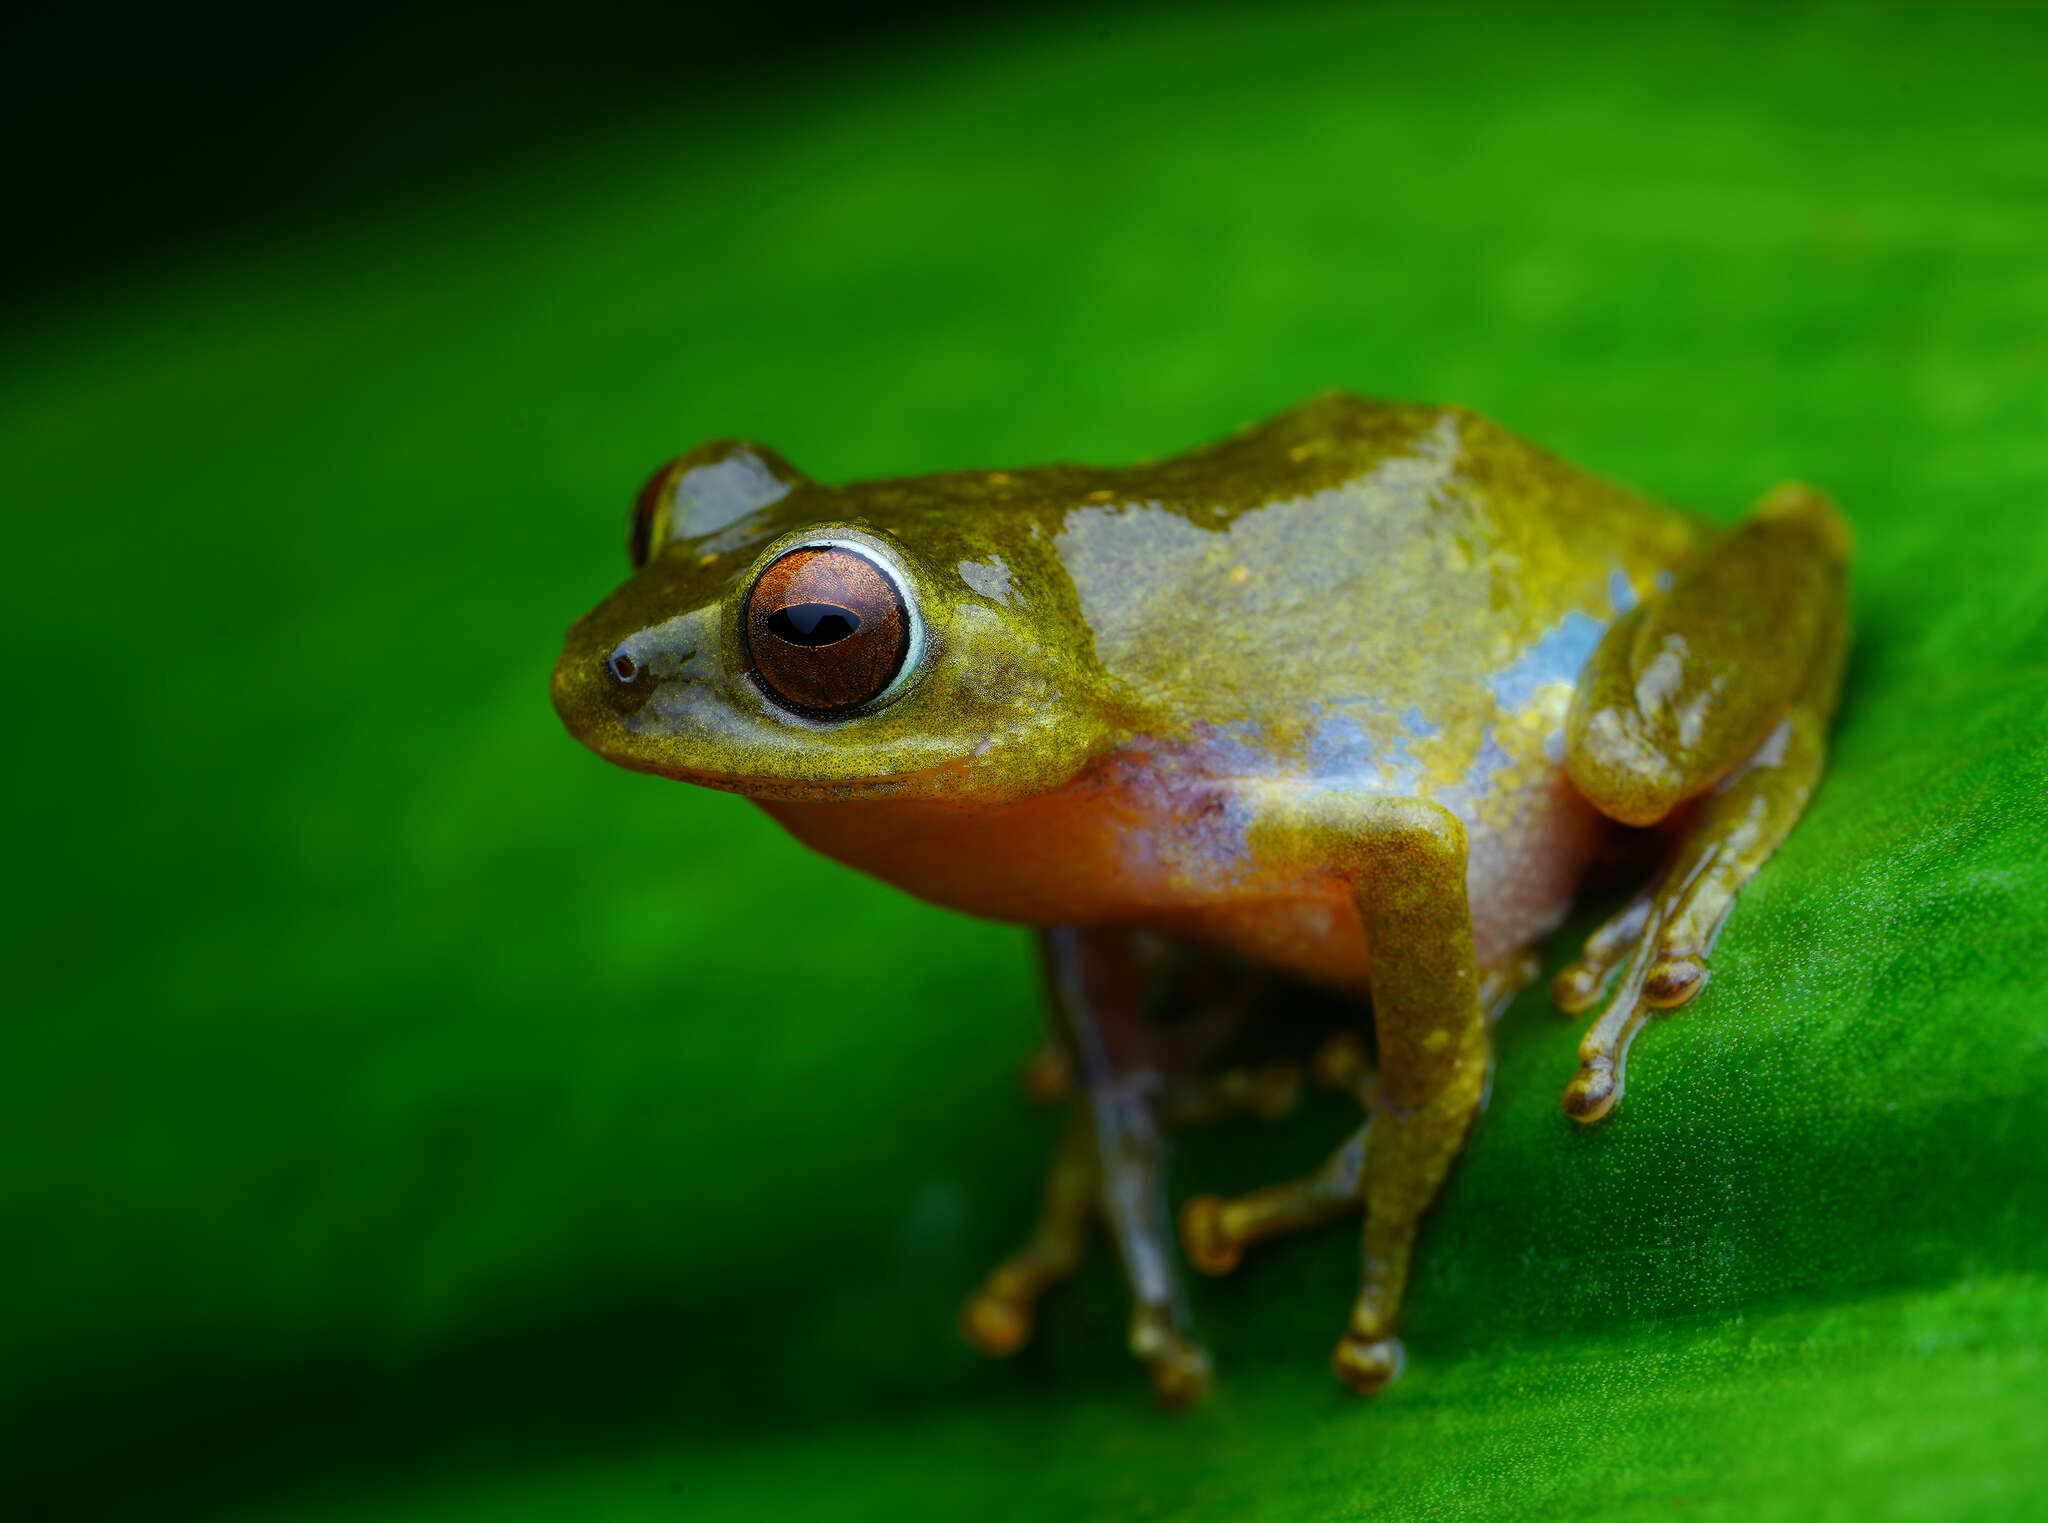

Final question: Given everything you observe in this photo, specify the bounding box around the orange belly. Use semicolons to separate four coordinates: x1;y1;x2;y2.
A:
760;756;1606;988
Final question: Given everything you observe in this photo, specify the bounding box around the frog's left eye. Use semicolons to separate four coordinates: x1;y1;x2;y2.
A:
744;544;914;715
626;460;678;568
626;445;803;567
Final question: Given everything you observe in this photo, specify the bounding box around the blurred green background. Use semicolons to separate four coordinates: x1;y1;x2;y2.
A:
5;2;2047;1519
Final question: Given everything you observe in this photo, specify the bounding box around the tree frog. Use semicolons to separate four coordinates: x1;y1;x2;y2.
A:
551;394;1849;1407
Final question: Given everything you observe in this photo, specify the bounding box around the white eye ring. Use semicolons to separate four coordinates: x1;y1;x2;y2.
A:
775;534;926;710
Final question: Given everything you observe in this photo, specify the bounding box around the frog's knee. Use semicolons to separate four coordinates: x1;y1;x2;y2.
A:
1753;481;1853;562
1564;705;1695;827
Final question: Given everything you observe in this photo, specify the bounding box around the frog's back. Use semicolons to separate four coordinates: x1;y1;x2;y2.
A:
1051;395;1704;793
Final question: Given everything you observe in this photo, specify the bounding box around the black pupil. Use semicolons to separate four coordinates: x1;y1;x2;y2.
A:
769;602;861;646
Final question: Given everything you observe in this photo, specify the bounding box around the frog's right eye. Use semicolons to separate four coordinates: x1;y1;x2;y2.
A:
744;544;914;715
626;460;678;568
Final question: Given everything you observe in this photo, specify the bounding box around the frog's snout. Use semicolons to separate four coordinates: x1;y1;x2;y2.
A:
596;629;692;720
599;641;658;720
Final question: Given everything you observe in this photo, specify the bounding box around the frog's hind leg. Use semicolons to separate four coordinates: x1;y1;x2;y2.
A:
1556;483;1850;1122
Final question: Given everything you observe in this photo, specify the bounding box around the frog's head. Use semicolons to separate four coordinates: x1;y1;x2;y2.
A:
551;440;1121;801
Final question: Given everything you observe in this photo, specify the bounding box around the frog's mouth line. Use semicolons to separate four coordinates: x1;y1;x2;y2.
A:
565;711;987;804
554;628;1016;802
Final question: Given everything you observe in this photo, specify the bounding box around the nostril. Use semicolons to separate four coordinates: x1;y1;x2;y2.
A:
608;648;638;683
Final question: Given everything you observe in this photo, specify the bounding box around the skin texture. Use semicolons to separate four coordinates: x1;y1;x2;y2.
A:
551;392;1851;1405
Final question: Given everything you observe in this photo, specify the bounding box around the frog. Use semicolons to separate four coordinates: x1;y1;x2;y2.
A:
550;393;1850;1408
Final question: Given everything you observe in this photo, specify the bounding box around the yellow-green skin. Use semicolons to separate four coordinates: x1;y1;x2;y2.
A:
555;395;1701;983
551;391;1849;1405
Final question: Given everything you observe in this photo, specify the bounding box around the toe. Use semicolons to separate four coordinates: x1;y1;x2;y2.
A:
1179;1194;1244;1275
1642;955;1707;1009
959;1290;1032;1356
1331;1333;1405;1396
1148;1338;1214;1410
1561;1060;1620;1123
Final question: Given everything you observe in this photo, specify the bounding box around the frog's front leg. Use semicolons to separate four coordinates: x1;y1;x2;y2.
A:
1228;793;1491;1395
1556;484;1851;1121
961;927;1212;1407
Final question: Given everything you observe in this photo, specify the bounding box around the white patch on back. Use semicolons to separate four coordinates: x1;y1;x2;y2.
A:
957;555;1016;604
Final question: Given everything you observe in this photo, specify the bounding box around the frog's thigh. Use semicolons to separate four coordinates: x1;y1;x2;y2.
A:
1244;793;1490;1396
1565;482;1849;827
1556;484;1849;1122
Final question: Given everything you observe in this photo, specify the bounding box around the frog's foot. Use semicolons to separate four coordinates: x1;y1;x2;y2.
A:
1130;1304;1213;1410
1161;1060;1303;1128
1551;885;1654;1018
959;1105;1096;1356
1557;709;1833;1122
961;1099;1214;1406
1331;1329;1407;1395
1558;483;1847;1123
1178;1033;1377;1273
1181;1115;1370;1275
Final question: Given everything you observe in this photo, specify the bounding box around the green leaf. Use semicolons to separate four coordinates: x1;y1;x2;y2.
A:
4;3;2044;1519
